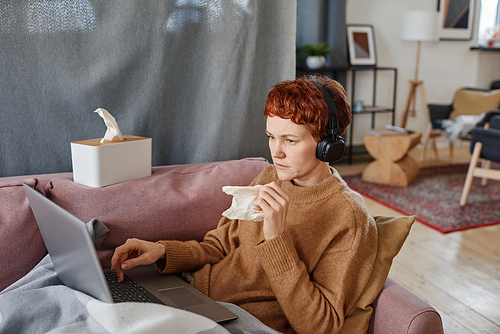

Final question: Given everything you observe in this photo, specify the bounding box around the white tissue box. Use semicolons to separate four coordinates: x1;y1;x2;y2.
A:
71;135;152;187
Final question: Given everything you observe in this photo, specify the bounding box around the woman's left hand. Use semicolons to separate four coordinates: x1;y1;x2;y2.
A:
254;182;289;240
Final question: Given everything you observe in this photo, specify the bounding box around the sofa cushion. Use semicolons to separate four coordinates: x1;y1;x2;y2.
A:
0;178;50;291
0;158;268;292
44;158;268;268
450;89;500;120
339;215;415;334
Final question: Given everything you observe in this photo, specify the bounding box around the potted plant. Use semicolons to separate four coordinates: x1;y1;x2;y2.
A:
297;42;332;69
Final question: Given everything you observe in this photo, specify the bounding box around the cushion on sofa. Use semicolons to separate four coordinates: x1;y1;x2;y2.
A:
338;215;415;334
449;89;500;120
0;158;268;292
0;178;49;291
43;158;269;268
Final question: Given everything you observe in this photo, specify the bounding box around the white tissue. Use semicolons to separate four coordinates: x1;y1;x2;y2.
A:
94;108;124;143
222;185;264;222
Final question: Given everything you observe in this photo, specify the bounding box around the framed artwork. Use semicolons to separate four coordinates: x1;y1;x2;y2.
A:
346;25;377;66
437;0;475;40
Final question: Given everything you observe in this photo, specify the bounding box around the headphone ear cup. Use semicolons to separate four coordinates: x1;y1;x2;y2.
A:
311;82;344;163
316;135;345;163
316;138;329;161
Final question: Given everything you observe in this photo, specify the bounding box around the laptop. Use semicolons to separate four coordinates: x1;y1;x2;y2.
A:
23;183;237;324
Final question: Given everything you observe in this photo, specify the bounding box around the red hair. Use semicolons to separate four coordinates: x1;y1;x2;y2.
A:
263;75;351;141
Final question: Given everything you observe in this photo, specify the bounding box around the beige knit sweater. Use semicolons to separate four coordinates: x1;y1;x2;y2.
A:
156;165;378;334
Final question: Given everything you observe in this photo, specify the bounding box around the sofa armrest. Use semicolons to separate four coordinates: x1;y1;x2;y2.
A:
428;104;453;129
470;126;500;161
477;109;500;127
368;277;443;334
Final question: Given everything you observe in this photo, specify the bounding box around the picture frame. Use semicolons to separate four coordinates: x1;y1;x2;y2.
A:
437;0;475;40
346;25;377;66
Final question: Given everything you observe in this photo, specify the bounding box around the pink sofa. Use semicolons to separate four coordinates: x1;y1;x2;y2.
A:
0;157;443;333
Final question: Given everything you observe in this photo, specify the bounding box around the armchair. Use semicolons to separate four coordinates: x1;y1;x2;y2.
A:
460;110;500;206
421;88;500;162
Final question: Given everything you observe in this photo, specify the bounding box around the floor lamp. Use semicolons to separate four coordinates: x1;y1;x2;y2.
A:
399;11;438;129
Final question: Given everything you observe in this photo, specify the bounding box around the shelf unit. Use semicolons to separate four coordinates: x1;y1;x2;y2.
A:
470;46;500;51
296;66;398;164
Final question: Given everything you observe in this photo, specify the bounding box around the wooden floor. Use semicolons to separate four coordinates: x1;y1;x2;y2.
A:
336;142;500;334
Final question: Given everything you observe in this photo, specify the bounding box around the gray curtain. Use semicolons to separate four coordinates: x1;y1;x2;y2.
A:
0;1;296;177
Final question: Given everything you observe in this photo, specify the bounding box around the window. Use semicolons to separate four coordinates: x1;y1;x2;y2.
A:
477;0;500;45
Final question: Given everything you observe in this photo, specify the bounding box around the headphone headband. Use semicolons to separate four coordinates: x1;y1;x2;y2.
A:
311;82;342;135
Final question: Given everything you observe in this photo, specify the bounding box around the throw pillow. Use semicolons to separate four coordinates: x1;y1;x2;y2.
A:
338;215;415;334
450;89;500;120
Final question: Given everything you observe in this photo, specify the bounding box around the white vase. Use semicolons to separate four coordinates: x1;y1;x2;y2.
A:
306;55;326;69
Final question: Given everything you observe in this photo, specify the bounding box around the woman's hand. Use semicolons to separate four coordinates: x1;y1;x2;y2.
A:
254;182;289;240
111;238;165;282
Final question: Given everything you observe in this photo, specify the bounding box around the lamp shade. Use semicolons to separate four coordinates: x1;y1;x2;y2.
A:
400;11;438;41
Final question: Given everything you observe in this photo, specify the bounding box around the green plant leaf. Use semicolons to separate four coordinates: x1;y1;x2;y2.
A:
297;42;332;59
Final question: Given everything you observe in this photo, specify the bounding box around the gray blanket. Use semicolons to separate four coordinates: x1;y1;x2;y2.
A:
0;220;280;334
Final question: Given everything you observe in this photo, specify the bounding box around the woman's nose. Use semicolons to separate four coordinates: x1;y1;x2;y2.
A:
272;142;285;159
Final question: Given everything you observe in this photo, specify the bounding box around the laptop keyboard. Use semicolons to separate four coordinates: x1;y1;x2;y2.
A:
104;271;160;304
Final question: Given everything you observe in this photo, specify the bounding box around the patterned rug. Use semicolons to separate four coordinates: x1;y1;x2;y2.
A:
343;164;500;233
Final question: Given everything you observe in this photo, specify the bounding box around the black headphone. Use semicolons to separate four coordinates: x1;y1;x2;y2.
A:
311;82;346;163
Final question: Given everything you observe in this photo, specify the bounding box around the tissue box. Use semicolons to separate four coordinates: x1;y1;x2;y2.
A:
71;135;152;187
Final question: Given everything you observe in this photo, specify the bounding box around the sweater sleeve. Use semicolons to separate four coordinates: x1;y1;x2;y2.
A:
256;223;376;334
155;216;241;274
154;166;276;274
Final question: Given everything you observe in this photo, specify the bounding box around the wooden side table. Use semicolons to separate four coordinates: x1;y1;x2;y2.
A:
362;131;422;186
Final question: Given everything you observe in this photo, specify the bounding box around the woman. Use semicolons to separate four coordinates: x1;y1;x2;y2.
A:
112;75;378;334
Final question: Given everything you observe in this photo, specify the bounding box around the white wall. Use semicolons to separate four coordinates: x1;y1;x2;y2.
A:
345;0;500;146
